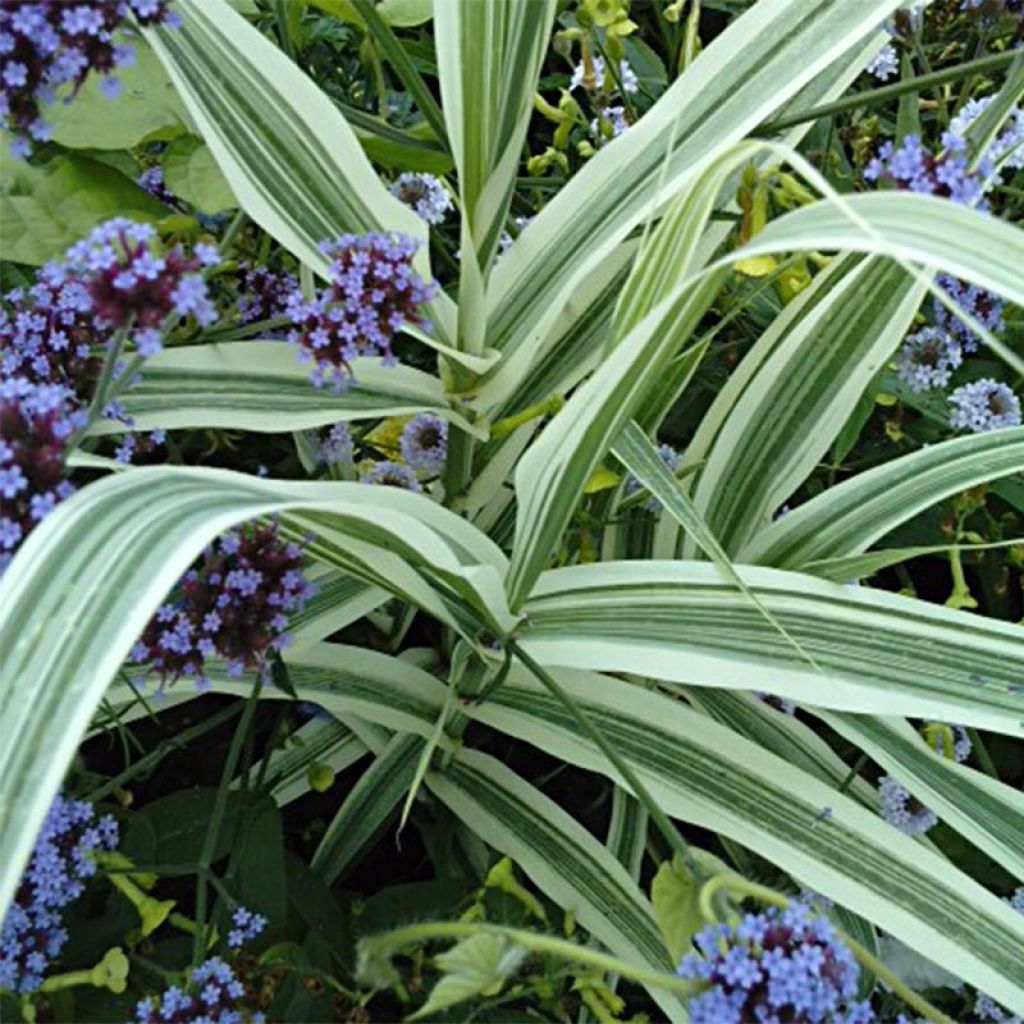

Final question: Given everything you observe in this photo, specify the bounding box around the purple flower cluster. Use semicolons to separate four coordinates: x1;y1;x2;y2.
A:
625;442;682;511
315;422;354;467
130;521;316;692
0;377;83;573
237;264;298;326
284;232;436;392
0;792;119;994
359;460;421;492
399;413;447;476
63;218;219;356
895;327;962;392
0;0;179;158
134;955;265;1024
675;902;870;1024
138;165;180;208
933;274;1005;354
389;173;452;226
949;379;1021;433
226;906;267;950
864;133;988;207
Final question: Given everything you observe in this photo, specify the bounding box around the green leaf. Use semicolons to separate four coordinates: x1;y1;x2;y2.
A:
41;40;189;150
518;561;1024;735
0;156;166;265
411;934;526;1021
376;0;432;26
651;850;733;962
234;801;289;923
741;429;1024;567
161;135;237;214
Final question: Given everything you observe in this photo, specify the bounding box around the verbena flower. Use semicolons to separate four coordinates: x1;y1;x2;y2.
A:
865;42;898;81
675;902;870;1024
625;442;681;511
1;259;101;399
864;133;988;207
112;430;166;465
226;906;267;950
878;775;938;836
948;94;1024;174
315;422;354;467
0;792;119;994
0;0;179;158
0;377;83;574
137;165;179;207
569;55;638;94
359;460;421;492
894;327;962;392
949;379;1022;433
399;413;447;476
932;273;1004;353
134;956;265;1024
388;172;452;226
63;217;219;355
131;521;316;692
284;232;436;393
236;264;298;326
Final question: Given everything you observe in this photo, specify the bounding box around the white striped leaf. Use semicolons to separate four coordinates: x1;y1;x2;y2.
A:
518;562;1024;735
0;469;506;916
146;0;455;340
686;255;925;555
426;749;687;1021
741;429;1024;568
486;2;901;363
465;668;1024;1012
816;712;1024;880
87;343;479;437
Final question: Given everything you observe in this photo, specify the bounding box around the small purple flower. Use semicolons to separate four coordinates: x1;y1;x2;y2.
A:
879;775;937;836
895;327;961;392
315;422;354;467
389;173;452;225
399;413;447;476
949;379;1022;433
227;906;267;949
359;460;422;492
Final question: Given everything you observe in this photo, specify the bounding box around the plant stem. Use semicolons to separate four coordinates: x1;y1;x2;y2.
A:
191;680;262;967
509;641;702;882
762;50;1019;133
966;727;1000;779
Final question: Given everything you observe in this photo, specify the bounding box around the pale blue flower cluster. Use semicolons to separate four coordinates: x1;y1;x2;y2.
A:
895;327;962;393
399;413;447;476
569;55;638;94
865;42;898;81
676;902;870;1024
389;173;452;226
0;792;119;994
316;422;355;467
134;953;266;1024
949;379;1021;433
226;906;267;950
359;460;421;492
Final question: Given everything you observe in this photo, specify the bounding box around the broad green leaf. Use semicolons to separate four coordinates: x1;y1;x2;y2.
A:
88;342;484;438
312;733;423;882
486;2;901;362
146;0;455;341
741;429;1024;568
42;40;189;150
466;667;1024;1011
0;469;508;916
687;255;925;555
518;562;1024;735
0;155;166;265
426;750;688;1021
377;0;432;26
651;851;734;963
161;135;237;214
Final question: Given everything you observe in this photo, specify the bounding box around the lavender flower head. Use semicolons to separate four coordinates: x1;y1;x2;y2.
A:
0;0;179;158
865;42;898;81
864;133;988;207
137;165;179;207
237;264;298;326
63;217;218;357
0;377;83;573
569;55;638;94
948;95;1024;175
399;413;447;476
879;775;938;836
316;422;355;467
134;956;265;1024
359;460;422;492
625;442;681;511
675;902;870;1024
894;327;962;392
932;273;1005;353
0;792;119;994
284;232;436;392
131;521;316;692
226;906;267;950
389;173;452;226
949;379;1022;433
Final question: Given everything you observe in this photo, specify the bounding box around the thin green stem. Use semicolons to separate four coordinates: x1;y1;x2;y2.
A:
835;750;870;797
966;727;1000;779
191;681;263;966
509;641;703;882
218;209;248;255
762;50;1019;133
